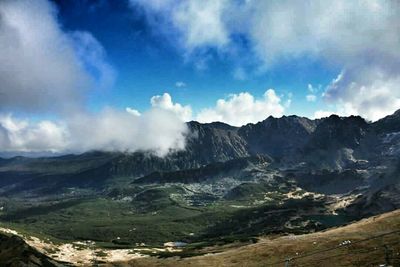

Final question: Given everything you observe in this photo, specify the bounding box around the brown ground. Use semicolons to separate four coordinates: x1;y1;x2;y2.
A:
104;210;400;267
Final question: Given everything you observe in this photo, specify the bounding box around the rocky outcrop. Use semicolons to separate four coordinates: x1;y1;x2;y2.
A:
0;233;65;266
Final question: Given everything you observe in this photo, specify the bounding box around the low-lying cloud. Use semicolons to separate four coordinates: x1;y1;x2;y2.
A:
0;108;189;157
67;108;188;156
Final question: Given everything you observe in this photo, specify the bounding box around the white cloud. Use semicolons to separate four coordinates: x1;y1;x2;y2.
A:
150;93;192;121
306;95;317;102
196;89;285;126
246;1;400;66
0;0;115;113
323;69;400;121
66;108;188;156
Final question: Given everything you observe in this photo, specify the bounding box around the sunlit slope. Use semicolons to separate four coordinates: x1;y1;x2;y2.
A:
123;209;400;267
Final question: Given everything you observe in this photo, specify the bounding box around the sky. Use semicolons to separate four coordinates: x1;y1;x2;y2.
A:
0;0;399;155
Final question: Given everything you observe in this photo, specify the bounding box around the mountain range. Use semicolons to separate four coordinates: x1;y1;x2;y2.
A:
0;110;399;265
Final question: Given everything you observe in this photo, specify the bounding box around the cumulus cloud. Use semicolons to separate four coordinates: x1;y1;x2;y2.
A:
196;89;285;126
150;93;192;121
133;0;400;120
0;0;114;113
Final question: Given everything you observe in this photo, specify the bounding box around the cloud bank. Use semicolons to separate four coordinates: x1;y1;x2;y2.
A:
0;109;188;157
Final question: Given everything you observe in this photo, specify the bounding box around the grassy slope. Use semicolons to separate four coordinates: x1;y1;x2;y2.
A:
119;209;400;267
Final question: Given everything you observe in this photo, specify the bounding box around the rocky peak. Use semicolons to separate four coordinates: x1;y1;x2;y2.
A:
305;115;369;150
238;115;317;157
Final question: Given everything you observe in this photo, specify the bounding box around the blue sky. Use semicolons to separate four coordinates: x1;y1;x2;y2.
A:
51;0;339;117
0;0;398;154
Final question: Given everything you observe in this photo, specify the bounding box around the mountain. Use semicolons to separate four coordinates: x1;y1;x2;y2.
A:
0;109;400;265
305;115;368;150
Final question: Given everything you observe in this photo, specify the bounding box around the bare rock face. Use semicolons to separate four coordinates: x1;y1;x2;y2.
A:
238;115;318;158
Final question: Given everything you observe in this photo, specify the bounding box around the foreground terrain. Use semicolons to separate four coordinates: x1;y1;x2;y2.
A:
1;209;399;266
